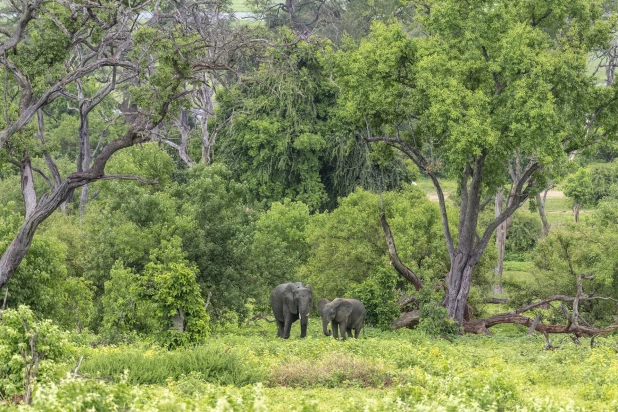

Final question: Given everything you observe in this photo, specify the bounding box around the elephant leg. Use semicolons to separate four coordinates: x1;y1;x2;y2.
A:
339;321;347;341
347;328;353;338
283;312;293;339
276;320;285;338
332;321;339;339
354;327;361;338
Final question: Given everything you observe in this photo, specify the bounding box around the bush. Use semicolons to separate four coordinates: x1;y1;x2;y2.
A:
505;211;541;259
417;289;459;337
0;306;74;399
301;186;448;304
346;267;400;329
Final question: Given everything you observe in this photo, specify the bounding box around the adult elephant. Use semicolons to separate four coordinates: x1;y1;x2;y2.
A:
318;298;366;340
270;282;314;339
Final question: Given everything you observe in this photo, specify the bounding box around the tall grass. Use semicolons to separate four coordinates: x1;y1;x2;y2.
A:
269;354;395;388
79;346;265;386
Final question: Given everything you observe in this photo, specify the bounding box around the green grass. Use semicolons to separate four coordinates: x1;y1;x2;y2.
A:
230;0;252;12
503;260;536;285
415;176;458;201
79;345;265;386
21;323;618;411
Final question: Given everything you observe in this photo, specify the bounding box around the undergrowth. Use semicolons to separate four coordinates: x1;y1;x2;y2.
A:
2;321;618;411
78;345;264;386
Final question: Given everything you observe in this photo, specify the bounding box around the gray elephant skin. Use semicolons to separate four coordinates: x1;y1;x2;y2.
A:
270;282;314;339
318;298;366;340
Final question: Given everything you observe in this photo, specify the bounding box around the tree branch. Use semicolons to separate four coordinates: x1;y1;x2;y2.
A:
380;213;422;290
97;174;158;185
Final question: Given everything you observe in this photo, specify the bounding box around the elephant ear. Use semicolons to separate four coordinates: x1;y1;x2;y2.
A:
335;301;353;319
284;292;298;314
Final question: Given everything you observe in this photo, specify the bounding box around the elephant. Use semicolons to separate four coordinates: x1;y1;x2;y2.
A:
318;298;366;340
270;282;314;339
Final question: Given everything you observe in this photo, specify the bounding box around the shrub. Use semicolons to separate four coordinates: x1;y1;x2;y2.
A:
0;306;74;400
505;212;541;259
346;267;400;329
417;289;459;337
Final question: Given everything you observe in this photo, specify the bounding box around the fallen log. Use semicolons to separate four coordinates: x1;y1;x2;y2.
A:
463;312;618;337
391;310;420;330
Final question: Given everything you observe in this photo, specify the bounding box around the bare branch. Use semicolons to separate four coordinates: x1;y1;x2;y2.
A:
0;0;44;56
97;174;158;185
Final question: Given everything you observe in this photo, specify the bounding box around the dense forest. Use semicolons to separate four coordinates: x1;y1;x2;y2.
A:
2;0;618;410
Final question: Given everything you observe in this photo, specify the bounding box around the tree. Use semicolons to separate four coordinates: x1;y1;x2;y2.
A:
300;186;450;320
563;168;594;222
0;1;237;291
152;3;259;167
336;1;618;324
217;32;414;211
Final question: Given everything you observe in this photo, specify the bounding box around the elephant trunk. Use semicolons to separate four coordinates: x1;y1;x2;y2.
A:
300;313;309;338
322;317;331;336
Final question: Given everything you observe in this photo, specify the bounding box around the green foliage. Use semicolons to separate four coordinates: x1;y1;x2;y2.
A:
250;200;310;309
18;326;618;411
302;186;448;304
595;198;618;226
0;306;73;399
417;289;460;337
100;261;153;341
0;204;94;331
143;237;210;347
346;268;400;329
564;167;595;207
505;211;542;260
174;164;257;323
506;223;618;325
217;31;413;211
79;346;264;387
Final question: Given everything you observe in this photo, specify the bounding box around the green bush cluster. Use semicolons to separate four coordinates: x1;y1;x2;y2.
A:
0;306;74;400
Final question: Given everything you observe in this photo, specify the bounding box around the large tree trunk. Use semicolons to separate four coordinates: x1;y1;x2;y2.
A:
366;138;538;326
0;183;72;287
445;250;481;324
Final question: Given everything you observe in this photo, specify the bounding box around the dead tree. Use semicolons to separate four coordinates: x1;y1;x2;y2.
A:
152;3;254;166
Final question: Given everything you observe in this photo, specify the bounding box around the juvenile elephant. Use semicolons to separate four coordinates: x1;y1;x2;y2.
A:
270;282;314;339
318;298;366;340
